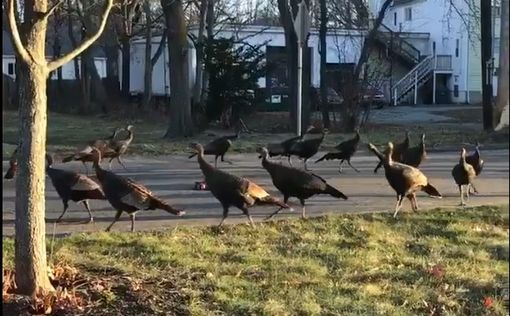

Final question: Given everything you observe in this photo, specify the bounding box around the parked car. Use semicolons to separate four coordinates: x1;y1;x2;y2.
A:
361;87;388;108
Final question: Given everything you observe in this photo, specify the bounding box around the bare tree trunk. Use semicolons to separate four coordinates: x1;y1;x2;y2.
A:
7;0;113;295
201;0;215;106
67;0;80;81
103;21;120;97
277;0;297;131
192;0;207;111
495;0;509;126
319;0;330;128
142;0;153;109
162;0;194;137
121;36;131;98
342;0;392;131
142;29;167;110
15;62;53;296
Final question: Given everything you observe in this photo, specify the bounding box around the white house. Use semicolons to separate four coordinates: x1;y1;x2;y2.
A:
127;26;365;98
128;0;500;106
2;30;108;80
373;0;501;104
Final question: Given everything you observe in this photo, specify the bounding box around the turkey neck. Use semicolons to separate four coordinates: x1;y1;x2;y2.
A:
260;153;277;173
196;149;214;177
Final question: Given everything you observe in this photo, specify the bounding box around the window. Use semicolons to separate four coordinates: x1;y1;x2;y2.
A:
493;6;501;16
432;41;436;55
393;12;397;26
494;37;500;52
7;62;14;75
405;7;412;21
454;85;459;97
455;39;459;57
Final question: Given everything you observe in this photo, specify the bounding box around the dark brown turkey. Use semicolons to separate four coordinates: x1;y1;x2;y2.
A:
373;131;410;173
190;142;289;227
465;142;484;176
4;144;19;179
315;130;361;173
401;133;427;168
188;132;240;167
287;127;328;170
451;148;478;206
103;124;134;170
46;154;106;223
368;142;441;218
258;147;347;219
62;127;122;174
90;148;185;232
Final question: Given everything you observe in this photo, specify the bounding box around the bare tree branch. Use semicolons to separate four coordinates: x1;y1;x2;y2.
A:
47;0;114;72
42;0;64;20
6;0;39;65
151;28;168;66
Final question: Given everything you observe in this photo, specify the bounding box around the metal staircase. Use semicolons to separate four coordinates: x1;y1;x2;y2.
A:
375;23;422;66
392;55;453;105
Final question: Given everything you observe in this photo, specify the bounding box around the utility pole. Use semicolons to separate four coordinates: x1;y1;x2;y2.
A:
481;0;494;130
293;0;310;136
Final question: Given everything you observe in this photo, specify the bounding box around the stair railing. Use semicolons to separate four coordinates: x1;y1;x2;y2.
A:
392;56;434;105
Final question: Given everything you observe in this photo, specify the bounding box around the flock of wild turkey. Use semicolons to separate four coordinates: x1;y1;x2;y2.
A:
4;124;484;232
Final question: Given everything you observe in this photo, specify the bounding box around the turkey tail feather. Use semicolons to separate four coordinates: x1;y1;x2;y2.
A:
422;183;442;198
325;184;348;200
259;196;290;209
149;196;185;215
315;152;344;163
62;155;74;163
4;166;15;179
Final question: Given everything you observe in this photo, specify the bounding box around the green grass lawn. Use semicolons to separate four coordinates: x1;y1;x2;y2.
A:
2;110;508;157
3;205;509;315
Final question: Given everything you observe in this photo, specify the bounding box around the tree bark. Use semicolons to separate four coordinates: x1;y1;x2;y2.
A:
192;0;208;111
201;0;215;106
319;0;330;128
480;0;494;130
15;64;54;296
342;0;392;131
495;0;509;126
7;0;113;295
121;36;131;98
67;0;80;81
142;0;153;109
162;0;194;137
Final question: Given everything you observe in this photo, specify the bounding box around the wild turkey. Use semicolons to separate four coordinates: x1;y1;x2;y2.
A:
258;147;347;219
368;142;442;218
401;133;427;168
189;142;289;227
90;148;185;232
62;128;122;174
266;135;302;164
103;124;134;170
188;132;240;168
288;128;327;170
315;130;361;173
4;144;19;179
465;142;484;176
45;153;106;223
451;148;478;206
266;126;323;165
373;131;410;173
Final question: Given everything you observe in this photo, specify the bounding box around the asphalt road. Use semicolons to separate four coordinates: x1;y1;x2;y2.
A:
2;149;509;236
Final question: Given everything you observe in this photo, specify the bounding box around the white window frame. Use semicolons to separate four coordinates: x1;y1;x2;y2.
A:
405;7;412;21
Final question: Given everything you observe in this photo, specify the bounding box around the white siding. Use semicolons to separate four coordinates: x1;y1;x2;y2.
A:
2;55;107;80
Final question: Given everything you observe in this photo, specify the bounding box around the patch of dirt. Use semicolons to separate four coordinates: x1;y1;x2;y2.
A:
2;266;190;316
